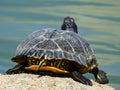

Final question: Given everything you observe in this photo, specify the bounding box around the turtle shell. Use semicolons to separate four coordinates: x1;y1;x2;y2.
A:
14;28;97;69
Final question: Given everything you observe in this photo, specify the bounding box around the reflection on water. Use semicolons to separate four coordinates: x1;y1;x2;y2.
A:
0;0;120;89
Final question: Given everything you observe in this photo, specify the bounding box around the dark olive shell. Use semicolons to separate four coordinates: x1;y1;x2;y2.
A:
15;29;97;67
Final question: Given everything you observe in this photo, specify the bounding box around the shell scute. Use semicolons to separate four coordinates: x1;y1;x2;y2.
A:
35;40;58;50
55;39;73;53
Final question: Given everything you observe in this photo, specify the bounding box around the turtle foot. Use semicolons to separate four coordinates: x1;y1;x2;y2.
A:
96;70;109;84
72;71;92;86
5;64;24;74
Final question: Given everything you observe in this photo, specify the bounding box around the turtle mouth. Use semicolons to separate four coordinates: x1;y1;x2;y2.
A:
65;22;74;28
62;24;74;31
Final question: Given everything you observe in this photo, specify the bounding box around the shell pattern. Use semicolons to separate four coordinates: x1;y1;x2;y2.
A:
15;28;96;67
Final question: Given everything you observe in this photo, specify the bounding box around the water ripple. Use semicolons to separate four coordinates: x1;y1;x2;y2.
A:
82;14;120;22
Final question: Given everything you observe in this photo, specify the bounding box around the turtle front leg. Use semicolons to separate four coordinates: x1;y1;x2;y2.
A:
90;67;109;84
72;71;92;86
5;64;25;74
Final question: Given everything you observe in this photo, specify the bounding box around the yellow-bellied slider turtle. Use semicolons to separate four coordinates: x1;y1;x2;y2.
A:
6;17;108;85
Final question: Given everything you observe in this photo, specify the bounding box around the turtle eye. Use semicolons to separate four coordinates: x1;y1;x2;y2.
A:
64;18;73;23
64;19;69;23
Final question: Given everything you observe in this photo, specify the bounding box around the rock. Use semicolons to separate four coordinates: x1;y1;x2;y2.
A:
0;73;114;90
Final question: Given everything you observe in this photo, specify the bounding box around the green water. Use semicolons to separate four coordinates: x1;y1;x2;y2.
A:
0;0;120;89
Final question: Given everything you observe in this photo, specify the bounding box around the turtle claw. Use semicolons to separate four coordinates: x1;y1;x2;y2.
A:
72;71;92;86
90;67;109;84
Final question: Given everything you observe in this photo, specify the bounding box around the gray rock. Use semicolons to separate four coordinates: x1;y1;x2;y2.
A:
0;74;114;90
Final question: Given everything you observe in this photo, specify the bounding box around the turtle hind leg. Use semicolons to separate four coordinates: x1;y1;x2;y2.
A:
72;71;92;86
91;67;109;84
5;64;25;74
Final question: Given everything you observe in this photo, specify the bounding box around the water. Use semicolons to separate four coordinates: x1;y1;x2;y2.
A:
0;0;120;89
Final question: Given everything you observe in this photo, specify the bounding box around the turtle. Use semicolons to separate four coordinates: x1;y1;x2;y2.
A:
6;16;109;86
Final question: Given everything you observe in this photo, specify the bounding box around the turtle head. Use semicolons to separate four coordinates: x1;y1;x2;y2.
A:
61;16;78;33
